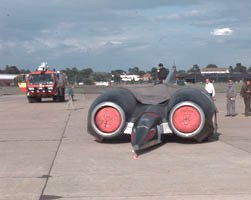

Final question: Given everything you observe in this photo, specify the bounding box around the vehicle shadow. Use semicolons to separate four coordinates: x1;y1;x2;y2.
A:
161;132;220;144
96;135;131;144
39;99;78;103
94;132;220;157
136;133;220;156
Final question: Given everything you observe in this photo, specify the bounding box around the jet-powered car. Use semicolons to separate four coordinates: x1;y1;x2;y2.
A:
87;70;218;156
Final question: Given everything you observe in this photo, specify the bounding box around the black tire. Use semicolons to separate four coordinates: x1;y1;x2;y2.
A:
53;88;65;102
27;96;41;103
62;88;65;101
167;87;217;142
59;88;65;102
87;88;137;141
36;97;42;102
27;97;36;103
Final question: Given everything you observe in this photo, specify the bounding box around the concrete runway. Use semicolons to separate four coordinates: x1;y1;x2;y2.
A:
1;92;251;200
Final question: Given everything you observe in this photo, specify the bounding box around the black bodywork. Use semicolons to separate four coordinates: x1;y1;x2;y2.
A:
87;83;218;155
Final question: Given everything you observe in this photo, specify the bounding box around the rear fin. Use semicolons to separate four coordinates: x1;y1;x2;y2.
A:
164;66;177;84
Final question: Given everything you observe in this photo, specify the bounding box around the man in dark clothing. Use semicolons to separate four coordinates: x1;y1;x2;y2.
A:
240;80;251;116
226;79;237;117
157;63;168;84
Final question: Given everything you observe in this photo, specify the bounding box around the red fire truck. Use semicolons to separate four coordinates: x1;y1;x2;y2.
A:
18;63;67;103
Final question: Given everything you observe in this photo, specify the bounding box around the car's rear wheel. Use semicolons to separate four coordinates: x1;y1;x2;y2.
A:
169;101;205;138
87;88;136;141
167;88;217;142
90;102;126;138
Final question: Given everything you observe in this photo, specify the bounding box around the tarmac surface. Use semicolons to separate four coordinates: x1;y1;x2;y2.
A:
1;91;251;200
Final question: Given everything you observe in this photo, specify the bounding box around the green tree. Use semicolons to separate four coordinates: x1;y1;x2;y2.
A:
111;69;126;75
151;67;158;81
187;64;201;83
78;68;94;84
5;65;20;74
111;69;125;83
234;63;247;73
64;67;95;84
228;66;234;72
206;64;218;68
93;72;111;82
138;70;146;77
64;67;78;83
188;64;200;73
128;67;139;75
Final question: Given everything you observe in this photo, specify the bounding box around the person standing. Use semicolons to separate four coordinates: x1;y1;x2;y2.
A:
226;79;237;117
157;63;168;84
205;78;215;100
66;84;75;110
240;80;251;116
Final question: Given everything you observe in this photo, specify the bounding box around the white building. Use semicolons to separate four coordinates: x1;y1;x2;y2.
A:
120;74;142;82
0;74;19;86
94;81;110;86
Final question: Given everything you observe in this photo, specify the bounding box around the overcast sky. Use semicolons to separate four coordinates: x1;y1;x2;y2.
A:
1;0;251;72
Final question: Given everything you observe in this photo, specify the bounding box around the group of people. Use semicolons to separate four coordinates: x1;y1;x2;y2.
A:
205;78;251;117
66;64;251;115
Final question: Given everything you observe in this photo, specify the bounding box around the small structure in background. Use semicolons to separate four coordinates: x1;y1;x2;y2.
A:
0;74;18;86
201;67;230;75
37;62;49;71
120;74;142;82
142;73;152;82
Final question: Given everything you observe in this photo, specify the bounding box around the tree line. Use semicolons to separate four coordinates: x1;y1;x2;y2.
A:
1;62;251;84
0;65;30;74
187;63;251;73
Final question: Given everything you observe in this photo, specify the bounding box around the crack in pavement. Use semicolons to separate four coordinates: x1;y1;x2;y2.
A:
220;140;251;155
39;111;72;200
0;139;66;142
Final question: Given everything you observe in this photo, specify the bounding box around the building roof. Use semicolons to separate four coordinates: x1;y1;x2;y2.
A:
143;73;151;78
201;67;229;74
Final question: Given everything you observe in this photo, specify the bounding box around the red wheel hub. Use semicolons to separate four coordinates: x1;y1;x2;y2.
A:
172;105;201;133
95;106;122;133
